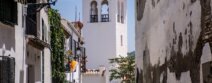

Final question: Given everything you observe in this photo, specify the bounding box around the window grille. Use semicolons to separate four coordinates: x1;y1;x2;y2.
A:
90;15;98;22
101;14;109;22
0;56;15;83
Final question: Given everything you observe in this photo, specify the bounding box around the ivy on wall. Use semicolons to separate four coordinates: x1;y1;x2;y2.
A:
48;8;67;83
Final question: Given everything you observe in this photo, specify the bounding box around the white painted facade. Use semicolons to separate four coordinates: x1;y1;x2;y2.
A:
0;0;51;83
61;19;84;83
82;0;128;83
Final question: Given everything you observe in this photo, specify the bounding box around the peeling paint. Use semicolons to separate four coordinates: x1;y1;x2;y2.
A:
136;0;146;21
136;0;212;83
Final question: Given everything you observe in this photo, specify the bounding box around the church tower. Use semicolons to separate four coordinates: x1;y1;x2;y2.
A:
82;0;128;82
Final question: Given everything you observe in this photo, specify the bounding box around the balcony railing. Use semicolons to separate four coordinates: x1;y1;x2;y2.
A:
101;14;109;22
90;15;98;23
0;56;15;83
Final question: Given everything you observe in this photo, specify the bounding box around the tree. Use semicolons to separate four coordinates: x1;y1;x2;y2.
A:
109;53;135;83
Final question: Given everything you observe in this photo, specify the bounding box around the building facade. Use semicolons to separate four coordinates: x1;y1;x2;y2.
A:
61;19;86;83
0;0;51;83
82;0;128;83
136;0;212;83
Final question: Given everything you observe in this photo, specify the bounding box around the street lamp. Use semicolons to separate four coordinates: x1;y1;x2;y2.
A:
76;47;81;58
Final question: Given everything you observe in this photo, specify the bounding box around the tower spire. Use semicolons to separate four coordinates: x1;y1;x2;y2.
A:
75;6;77;22
79;12;80;21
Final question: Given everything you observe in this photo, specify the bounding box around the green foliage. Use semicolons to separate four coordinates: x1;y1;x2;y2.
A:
109;54;135;83
48;8;67;83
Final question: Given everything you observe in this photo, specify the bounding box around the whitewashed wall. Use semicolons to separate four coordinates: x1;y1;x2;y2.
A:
136;0;212;83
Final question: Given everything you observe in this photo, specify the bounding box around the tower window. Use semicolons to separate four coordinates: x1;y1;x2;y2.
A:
121;2;124;23
101;0;109;22
117;0;120;22
121;35;123;46
90;1;98;22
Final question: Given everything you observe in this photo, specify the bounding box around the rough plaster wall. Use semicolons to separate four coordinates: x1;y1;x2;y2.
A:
136;0;212;83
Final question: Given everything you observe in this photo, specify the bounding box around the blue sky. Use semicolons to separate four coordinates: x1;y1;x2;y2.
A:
53;0;135;52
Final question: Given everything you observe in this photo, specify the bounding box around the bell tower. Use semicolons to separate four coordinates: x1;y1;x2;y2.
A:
82;0;128;82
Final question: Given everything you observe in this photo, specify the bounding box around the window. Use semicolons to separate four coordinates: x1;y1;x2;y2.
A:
0;0;17;25
26;0;37;36
42;20;45;41
121;35;123;46
41;19;48;42
0;56;15;83
117;0;120;22
90;1;98;22
70;36;73;50
72;40;76;56
121;2;124;23
101;0;109;22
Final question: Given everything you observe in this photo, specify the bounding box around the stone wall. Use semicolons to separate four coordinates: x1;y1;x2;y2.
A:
135;0;212;83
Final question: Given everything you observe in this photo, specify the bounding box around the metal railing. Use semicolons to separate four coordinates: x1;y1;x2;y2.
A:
90;15;98;23
101;14;109;22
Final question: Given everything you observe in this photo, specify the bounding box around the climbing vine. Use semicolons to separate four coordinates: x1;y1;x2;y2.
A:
48;8;67;83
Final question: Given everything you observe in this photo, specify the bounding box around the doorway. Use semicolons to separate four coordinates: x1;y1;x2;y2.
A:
27;65;35;83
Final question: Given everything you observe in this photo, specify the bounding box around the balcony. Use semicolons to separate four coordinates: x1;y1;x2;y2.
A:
101;14;109;22
25;4;50;50
90;15;98;23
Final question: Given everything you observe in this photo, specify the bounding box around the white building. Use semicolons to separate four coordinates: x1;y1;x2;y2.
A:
61;19;86;83
0;0;51;83
82;0;128;82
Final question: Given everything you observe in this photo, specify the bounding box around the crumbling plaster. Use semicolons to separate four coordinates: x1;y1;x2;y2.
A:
136;0;212;83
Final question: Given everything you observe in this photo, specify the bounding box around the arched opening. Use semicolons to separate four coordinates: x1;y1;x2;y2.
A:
90;0;98;22
121;2;124;23
117;0;120;22
101;0;109;22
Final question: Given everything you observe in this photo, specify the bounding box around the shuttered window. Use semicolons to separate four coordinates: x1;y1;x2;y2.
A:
0;56;15;83
0;0;17;25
